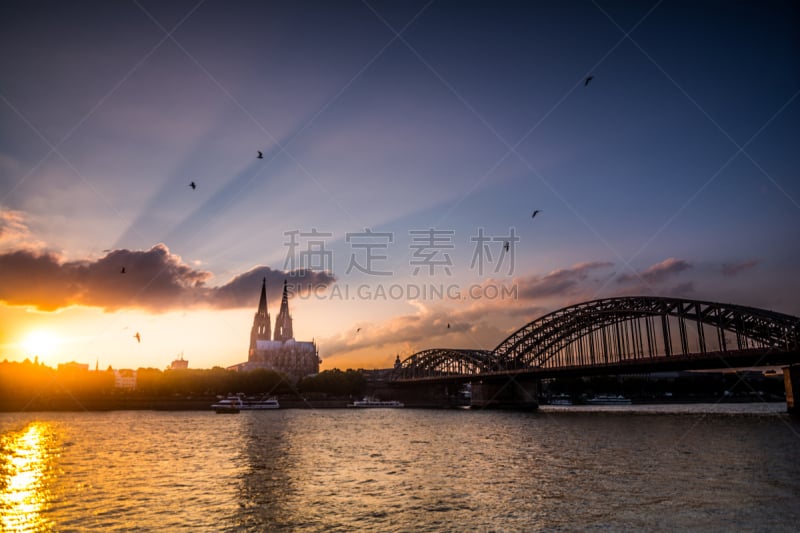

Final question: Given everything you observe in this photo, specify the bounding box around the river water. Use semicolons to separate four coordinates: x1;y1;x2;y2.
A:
1;404;798;532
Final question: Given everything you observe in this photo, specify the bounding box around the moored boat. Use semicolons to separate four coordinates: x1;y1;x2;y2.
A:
211;397;242;414
212;394;280;412
240;396;280;410
586;394;632;405
347;397;404;408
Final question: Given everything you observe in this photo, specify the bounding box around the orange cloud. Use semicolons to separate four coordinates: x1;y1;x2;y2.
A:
0;209;45;251
319;291;546;364
319;261;619;364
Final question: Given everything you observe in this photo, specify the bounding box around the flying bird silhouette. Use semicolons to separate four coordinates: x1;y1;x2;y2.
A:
584;75;594;86
447;323;451;329
134;332;141;343
102;249;111;253
189;181;196;190
120;267;126;274
257;151;263;159
531;209;541;218
356;328;361;333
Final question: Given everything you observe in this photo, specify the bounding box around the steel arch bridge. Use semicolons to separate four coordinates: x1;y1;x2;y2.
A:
392;296;800;380
393;349;495;380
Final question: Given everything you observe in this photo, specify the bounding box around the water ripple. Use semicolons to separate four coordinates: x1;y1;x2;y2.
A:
1;406;798;531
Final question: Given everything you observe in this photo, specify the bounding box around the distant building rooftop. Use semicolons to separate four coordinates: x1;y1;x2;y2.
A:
58;362;89;372
169;354;188;370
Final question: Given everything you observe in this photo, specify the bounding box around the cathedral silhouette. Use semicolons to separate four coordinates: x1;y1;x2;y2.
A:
228;278;319;382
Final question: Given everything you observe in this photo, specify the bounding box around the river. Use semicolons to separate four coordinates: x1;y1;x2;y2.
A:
1;403;798;532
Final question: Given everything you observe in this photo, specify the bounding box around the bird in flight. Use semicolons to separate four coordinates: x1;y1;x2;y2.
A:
356;328;361;333
134;332;141;343
189;181;197;190
504;241;510;252
102;249;111;253
257;151;263;159
447;323;451;329
532;209;541;218
120;267;126;274
584;75;594;86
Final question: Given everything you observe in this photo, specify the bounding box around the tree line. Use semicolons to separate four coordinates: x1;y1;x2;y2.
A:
0;359;366;399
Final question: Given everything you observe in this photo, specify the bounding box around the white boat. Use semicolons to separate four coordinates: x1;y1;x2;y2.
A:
211;397;242;414
212;395;279;412
347;397;404;408
240;396;280;410
586;394;632;405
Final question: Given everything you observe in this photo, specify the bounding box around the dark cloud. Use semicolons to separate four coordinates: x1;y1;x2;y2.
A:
617;257;691;285
0;244;335;312
721;259;759;277
667;281;695;297
517;261;613;300
211;267;336;308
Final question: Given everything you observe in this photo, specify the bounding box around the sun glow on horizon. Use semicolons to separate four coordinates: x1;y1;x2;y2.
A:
20;330;60;361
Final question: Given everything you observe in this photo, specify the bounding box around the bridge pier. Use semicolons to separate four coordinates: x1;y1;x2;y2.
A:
784;365;800;415
470;379;539;410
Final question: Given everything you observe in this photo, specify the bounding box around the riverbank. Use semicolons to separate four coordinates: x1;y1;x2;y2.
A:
0;395;351;412
2;397;790;412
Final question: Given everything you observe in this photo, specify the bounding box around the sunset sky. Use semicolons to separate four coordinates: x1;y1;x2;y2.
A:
1;0;798;372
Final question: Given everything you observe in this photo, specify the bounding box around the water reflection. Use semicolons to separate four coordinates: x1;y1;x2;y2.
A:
1;422;58;532
236;412;295;530
1;409;797;531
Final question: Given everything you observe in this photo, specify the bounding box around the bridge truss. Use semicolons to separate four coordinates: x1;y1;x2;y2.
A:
392;349;495;380
392;297;800;380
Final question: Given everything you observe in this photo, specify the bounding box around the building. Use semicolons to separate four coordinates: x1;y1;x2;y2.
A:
169;354;188;370
228;278;320;382
58;362;90;372
114;369;137;389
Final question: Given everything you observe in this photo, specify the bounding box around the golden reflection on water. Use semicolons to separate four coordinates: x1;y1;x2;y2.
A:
1;422;57;532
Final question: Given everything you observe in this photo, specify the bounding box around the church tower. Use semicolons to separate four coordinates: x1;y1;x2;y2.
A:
249;278;271;357
273;279;294;342
233;278;318;380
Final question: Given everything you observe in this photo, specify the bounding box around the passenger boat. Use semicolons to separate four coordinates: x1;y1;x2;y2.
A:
240;396;280;410
347;397;404;408
586;394;632;405
211;395;280;412
211;397;242;414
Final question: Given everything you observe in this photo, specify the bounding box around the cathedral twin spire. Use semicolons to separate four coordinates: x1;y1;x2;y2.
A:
274;279;293;342
249;278;271;355
249;278;293;355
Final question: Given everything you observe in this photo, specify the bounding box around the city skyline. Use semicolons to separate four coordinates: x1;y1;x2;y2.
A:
1;1;798;371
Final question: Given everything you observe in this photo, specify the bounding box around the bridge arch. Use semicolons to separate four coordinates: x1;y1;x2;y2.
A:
493;296;800;370
392;349;496;380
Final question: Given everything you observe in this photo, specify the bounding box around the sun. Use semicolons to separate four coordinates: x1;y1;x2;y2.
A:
21;330;60;359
